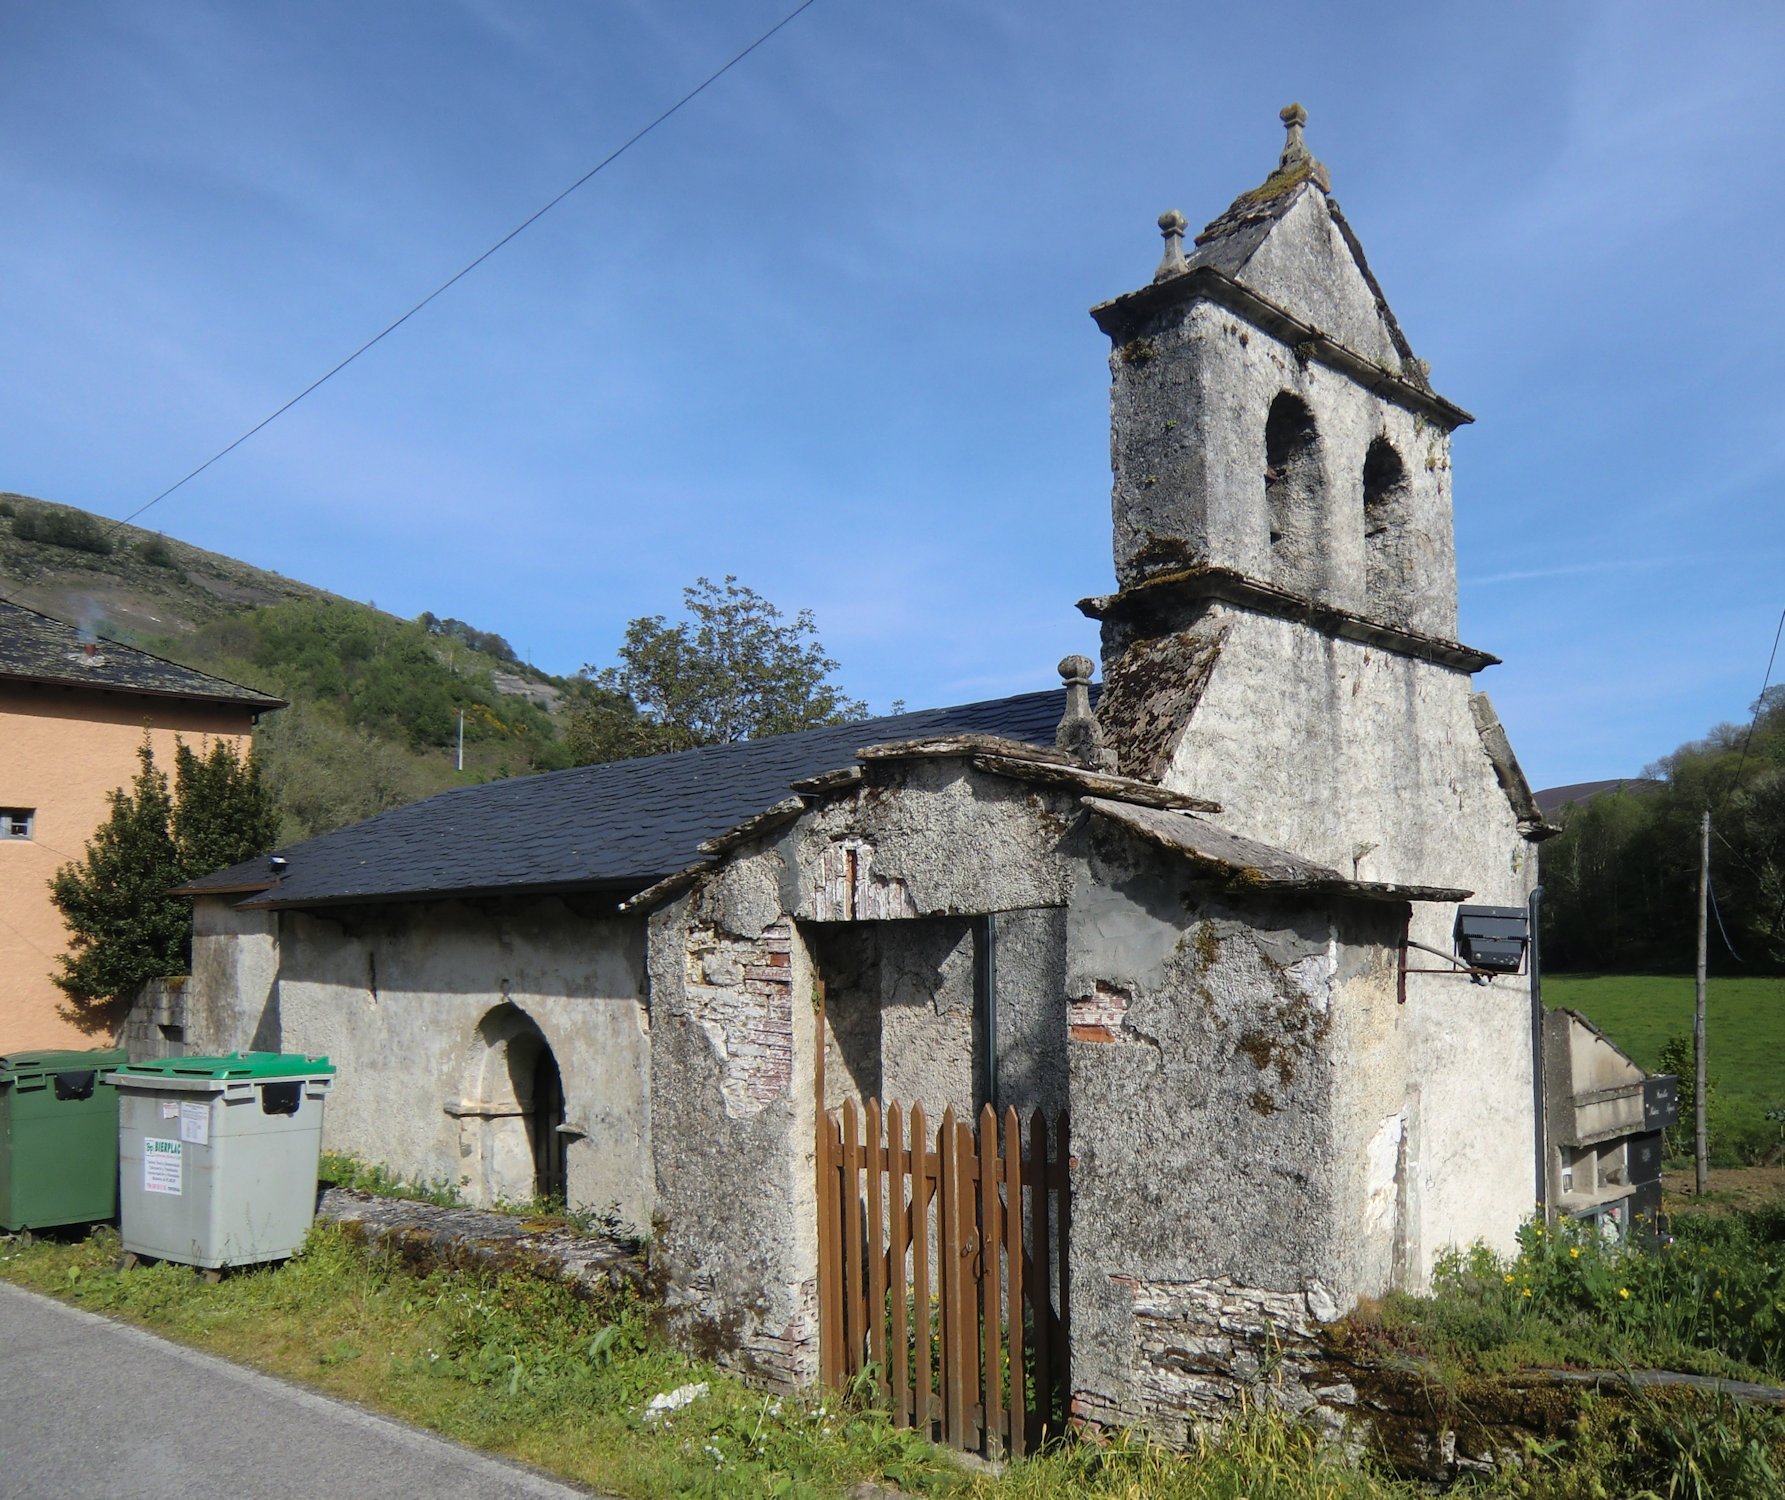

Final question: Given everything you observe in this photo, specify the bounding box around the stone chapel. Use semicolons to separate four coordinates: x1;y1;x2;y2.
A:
165;106;1554;1434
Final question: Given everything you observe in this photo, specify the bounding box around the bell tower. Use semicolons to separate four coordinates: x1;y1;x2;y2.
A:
1080;107;1543;887
1090;104;1470;639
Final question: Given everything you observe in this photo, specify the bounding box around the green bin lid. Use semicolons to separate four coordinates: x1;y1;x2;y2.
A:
109;1051;335;1082
0;1048;129;1084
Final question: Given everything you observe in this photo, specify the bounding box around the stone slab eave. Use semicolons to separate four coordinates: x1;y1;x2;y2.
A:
1088;265;1472;431
1083;796;1470;903
1080;565;1500;675
855;733;1221;813
1470;692;1560;842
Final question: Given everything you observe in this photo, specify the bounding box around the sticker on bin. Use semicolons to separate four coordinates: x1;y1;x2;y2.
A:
144;1138;183;1195
161;1100;179;1119
179;1101;210;1146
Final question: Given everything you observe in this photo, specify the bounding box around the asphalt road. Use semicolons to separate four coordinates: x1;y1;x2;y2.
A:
0;1281;600;1499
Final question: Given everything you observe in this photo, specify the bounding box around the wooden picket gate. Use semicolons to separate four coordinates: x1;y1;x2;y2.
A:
816;1099;1070;1459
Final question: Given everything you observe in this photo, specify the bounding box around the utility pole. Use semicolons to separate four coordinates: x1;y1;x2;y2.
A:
1695;809;1710;1195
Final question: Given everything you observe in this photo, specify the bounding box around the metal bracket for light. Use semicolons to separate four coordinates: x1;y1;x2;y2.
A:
1396;905;1530;1003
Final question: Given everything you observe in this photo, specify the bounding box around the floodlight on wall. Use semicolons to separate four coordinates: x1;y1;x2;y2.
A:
1453;905;1530;974
1395;903;1530;1002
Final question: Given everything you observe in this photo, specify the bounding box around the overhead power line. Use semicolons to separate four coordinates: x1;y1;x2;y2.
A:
1718;603;1785;814
108;0;823;535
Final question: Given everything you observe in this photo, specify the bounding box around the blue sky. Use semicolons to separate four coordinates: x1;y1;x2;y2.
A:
3;1;1782;790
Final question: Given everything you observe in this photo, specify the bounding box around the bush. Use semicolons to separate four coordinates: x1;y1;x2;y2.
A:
10;505;113;555
137;533;175;567
1368;1210;1785;1384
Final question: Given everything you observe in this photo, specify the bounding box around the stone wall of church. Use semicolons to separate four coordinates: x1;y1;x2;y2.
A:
178;894;654;1227
1149;609;1539;1275
1063;826;1415;1436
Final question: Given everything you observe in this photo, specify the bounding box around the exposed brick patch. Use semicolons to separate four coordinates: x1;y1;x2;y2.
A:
1068;980;1132;1043
685;920;795;1118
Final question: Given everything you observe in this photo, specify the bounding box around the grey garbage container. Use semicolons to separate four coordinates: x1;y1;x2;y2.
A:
107;1053;335;1270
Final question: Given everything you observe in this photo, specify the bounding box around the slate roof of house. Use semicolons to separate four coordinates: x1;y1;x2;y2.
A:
0;598;284;711
181;688;1078;911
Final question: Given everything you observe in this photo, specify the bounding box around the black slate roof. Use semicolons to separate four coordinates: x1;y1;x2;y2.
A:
183;688;1077;910
0;599;284;710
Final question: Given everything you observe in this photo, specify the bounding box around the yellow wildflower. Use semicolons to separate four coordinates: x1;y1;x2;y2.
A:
1503;1273;1515;1285
1618;1288;1630;1300
1569;1247;1581;1259
1521;1288;1532;1298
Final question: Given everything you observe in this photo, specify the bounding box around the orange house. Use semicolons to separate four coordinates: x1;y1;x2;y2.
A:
0;599;283;1050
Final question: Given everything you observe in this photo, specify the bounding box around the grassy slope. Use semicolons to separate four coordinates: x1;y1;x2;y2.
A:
2;492;582;838
1543;975;1785;1118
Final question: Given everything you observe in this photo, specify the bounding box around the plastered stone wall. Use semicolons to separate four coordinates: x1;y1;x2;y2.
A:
648;854;821;1390
184;895;653;1227
809;904;1069;1123
646;761;1081;1387
1065;830;1414;1434
1148;611;1538;1272
185;896;281;1051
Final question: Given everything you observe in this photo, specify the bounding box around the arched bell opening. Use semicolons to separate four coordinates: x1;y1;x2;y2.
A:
1263;392;1326;599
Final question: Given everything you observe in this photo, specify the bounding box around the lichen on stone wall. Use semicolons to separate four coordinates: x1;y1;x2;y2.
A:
1097;625;1228;781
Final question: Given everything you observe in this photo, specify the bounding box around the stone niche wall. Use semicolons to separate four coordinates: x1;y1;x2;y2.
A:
1066;830;1407;1439
265;897;653;1226
176;895;654;1223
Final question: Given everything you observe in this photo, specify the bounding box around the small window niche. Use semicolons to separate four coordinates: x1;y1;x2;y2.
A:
1264;393;1323;598
1;809;34;840
1362;436;1411;624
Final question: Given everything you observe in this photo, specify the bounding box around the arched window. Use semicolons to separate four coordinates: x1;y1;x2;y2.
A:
1264;393;1323;597
1362;436;1410;623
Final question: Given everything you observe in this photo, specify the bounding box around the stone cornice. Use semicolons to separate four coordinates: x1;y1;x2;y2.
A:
1079;565;1500;675
1089;267;1474;432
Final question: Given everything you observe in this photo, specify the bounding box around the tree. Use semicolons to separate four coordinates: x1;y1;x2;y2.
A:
49;738;279;1008
1540;684;1785;973
570;576;867;760
172;738;280;876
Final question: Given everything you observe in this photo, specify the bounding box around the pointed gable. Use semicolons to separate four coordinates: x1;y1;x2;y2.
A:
1184;106;1416;376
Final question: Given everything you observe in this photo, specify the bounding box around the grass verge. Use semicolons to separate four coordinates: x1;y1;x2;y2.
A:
0;1223;1428;1499
4;1216;1782;1499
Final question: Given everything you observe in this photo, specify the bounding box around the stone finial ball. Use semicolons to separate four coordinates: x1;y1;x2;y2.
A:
1058;655;1096;683
1158;209;1187;234
1280;102;1308;127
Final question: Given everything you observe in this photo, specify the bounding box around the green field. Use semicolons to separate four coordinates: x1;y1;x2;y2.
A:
1544;974;1785;1162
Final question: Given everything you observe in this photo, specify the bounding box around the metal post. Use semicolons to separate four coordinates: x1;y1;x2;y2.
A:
1529;885;1547;1218
1695;809;1710;1196
979;914;999;1111
457;709;465;772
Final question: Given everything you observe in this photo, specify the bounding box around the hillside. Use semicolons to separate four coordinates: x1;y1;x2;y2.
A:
1;492;591;842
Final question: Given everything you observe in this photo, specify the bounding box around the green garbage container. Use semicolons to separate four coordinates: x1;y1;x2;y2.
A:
107;1053;335;1269
0;1048;129;1232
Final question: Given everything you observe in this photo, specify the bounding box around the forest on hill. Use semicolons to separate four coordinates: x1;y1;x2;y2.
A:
1540;685;1785;974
